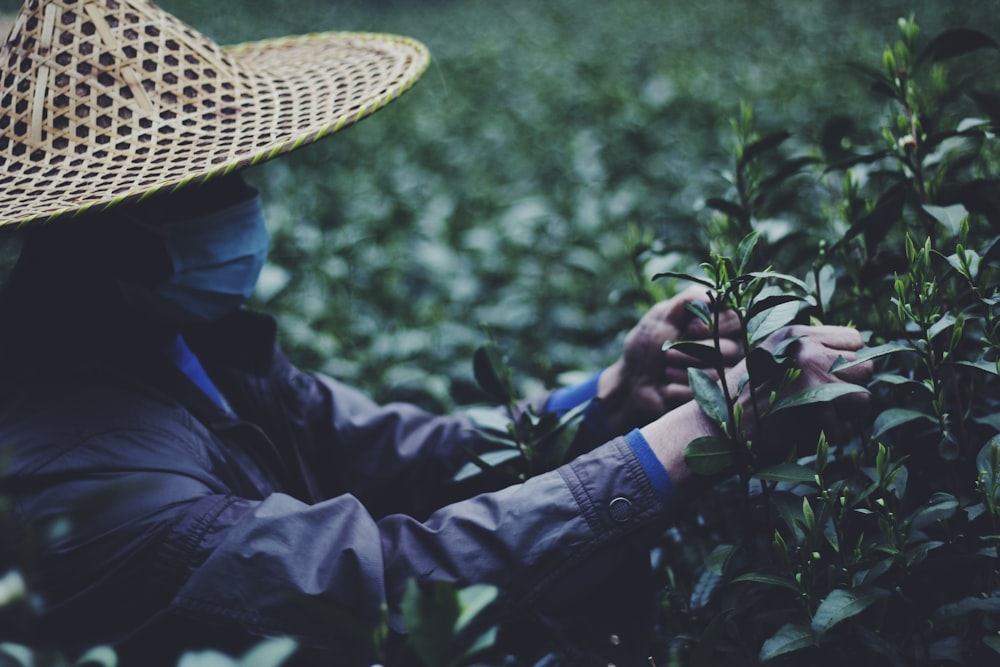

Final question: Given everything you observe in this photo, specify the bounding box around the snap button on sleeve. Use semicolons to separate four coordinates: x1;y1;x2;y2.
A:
609;496;633;522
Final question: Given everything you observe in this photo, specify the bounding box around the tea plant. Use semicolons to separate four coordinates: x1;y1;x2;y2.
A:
643;16;1000;666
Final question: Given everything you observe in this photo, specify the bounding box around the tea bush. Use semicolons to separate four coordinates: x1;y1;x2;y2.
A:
640;17;1000;667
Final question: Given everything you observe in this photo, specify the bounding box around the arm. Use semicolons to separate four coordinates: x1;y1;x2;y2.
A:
13;429;676;661
299;287;737;512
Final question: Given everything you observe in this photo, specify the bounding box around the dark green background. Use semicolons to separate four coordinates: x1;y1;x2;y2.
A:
2;0;998;407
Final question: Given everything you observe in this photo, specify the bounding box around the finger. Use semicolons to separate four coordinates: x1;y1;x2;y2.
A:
664;365;723;385
832;357;875;385
660;383;694;405
795;325;866;351
797;344;874;389
664;366;690;384
714;309;742;337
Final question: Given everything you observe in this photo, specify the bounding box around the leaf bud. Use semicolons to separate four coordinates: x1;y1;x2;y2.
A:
883;48;897;78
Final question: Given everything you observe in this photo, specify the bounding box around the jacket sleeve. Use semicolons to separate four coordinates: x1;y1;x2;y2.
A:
158;434;678;657
275;357;564;517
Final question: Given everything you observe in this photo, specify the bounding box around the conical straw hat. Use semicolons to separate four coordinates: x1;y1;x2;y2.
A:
0;0;430;227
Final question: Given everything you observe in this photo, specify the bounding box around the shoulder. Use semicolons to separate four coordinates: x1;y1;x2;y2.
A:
0;365;209;478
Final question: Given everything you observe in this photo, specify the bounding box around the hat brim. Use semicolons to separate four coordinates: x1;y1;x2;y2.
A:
0;31;429;227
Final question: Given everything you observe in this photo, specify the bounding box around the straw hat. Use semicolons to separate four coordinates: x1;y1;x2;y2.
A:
0;0;430;227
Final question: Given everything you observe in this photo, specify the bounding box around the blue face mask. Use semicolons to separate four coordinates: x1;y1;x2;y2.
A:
119;193;270;324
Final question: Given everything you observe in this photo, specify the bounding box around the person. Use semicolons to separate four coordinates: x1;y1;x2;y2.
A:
0;1;872;665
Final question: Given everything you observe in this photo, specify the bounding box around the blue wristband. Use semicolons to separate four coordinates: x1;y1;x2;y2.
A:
625;428;682;507
544;371;614;447
545;371;601;415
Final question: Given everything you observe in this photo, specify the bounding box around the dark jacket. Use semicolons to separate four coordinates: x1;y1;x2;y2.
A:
0;225;672;665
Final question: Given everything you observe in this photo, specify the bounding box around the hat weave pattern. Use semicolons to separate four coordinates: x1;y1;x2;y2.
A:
0;0;430;227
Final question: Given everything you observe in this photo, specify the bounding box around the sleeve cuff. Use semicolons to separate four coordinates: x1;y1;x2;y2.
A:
545;371;601;415
543;370;614;448
624;429;682;508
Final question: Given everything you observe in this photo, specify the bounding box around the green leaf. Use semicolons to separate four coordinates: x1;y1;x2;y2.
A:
455;584;499;634
747;293;806;323
74;647;119;667
238;638;297;667
903;540;944;567
748;299;802;345
769;334;804;360
966;502;988;522
685;299;714;328
689;569;723;612
956;359;999;376
463;406;516;434
756;156;821;199
664;340;725;368
923;204;969;236
811;588;888;636
859;557;894;586
931;595;1000;623
400;580;460;667
977;437;1000;475
731;572;801;594
753;463;817;484
759;622;815;662
830;341;914;372
453;449;523;482
870;372;931;393
459;627;499;663
473;345;511;404
824;149;892;173
747;346;790;387
530;400;589;469
801;496;815;531
872;408;935;440
910;492;959;530
917;28;1000;64
652;270;716;289
976;414;1000;433
984;634;1000;654
705;197;748;222
689;368;729;429
836;182;906;252
886;460;909;499
942;247;981;281
814;264;837;313
177;652;238;667
740;130;792;167
747;271;810;292
688;609;731;665
770;383;869;415
927;313;957;341
0;644;37;667
737;231;761;274
684;436;737;475
705;544;736;576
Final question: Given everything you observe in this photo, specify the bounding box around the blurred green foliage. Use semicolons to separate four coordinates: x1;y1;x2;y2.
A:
3;0;974;410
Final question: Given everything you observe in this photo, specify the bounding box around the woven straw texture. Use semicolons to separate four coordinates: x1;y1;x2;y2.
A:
0;0;430;227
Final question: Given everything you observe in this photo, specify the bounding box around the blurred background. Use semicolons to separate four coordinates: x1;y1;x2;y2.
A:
1;0;998;409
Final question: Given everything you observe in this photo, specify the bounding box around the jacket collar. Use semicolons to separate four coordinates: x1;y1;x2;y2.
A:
182;309;278;377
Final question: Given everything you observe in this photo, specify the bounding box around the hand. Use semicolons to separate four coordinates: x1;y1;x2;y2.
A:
598;286;742;434
639;324;873;491
725;324;873;459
